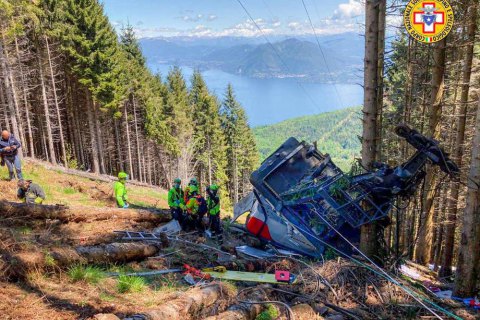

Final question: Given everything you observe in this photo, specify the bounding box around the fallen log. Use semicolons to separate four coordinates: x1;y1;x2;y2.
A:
5;242;161;279
204;289;265;320
0;201;171;223
138;284;233;320
25;157;158;188
291;304;323;319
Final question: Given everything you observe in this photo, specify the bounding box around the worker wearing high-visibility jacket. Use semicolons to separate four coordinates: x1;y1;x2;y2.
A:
207;184;222;240
114;172;129;208
168;178;185;224
185;185;207;231
183;177;198;204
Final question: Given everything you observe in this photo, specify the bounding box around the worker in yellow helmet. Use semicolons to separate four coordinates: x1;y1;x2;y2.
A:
207;184;222;241
114;172;129;208
185;185;208;231
168;178;185;224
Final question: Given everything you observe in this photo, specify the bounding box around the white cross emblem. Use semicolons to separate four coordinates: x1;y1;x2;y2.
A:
414;3;444;34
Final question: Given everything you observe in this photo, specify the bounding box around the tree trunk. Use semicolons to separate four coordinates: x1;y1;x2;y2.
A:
0;200;171;223
0;38;23;157
440;2;478;278
113;117;124;172
93;103;106;174
14;35;33;157
132;95;143;182
204;290;264;320
37;48;57;164
86;90;100;173
360;0;384;259
45;35;67;166
415;38;446;265
6;242;162;279
453;98;480;297
124;103;134;178
138;284;231;320
232;144;239;204
0;81;11;132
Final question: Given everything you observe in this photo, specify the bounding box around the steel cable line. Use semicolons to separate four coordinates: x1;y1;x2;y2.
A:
300;0;345;108
234;0;322;113
296;202;460;320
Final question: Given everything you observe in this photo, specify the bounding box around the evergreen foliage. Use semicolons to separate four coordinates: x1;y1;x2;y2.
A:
0;0;259;205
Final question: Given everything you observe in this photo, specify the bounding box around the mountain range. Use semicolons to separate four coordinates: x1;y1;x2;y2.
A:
139;33;364;83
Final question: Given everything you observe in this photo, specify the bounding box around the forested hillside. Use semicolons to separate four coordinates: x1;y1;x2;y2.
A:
254;107;361;170
0;0;258;205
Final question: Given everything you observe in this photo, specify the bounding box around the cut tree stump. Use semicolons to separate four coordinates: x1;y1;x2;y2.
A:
0;201;171;223
291;304;323;320
137;284;233;320
204;290;265;320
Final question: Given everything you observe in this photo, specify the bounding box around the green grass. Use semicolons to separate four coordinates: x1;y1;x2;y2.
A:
44;253;56;267
68;265;105;284
62;186;77;195
117;275;146;293
17;226;32;235
256;304;279;320
99;292;116;302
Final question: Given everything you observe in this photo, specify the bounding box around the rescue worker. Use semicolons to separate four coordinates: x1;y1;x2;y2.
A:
206;184;222;241
114;171;129;208
17;179;46;204
183;177;199;204
168;178;185;224
185;185;208;231
0;130;22;180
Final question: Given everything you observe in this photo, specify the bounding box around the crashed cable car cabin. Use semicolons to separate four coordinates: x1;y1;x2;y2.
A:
234;124;459;258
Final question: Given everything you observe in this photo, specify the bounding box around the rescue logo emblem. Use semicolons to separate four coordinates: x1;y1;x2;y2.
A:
403;0;454;43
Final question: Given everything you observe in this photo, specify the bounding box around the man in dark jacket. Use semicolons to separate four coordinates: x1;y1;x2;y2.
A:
0;130;22;180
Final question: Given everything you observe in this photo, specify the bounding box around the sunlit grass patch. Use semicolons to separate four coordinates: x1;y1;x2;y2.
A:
17;226;32;235
117;275;146;293
63;187;77;195
68;265;105;284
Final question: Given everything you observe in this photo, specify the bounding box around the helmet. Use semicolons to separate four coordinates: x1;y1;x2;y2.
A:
174;178;181;184
17;179;29;188
189;178;198;186
209;184;219;191
188;185;198;194
118;171;128;179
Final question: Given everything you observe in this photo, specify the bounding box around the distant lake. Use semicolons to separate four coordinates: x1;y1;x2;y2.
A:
149;63;364;126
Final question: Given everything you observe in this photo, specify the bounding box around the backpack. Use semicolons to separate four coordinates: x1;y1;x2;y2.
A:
196;196;208;215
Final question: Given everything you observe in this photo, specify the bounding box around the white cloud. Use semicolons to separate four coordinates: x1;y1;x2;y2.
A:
182;14;203;22
207;14;217;21
133;27;181;38
287;21;302;31
333;0;364;19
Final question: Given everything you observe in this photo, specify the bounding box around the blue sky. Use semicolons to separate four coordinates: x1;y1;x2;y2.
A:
102;0;365;38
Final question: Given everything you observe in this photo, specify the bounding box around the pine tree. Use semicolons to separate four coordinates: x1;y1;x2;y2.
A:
61;0;123;172
221;84;258;203
165;67;193;182
190;71;229;200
